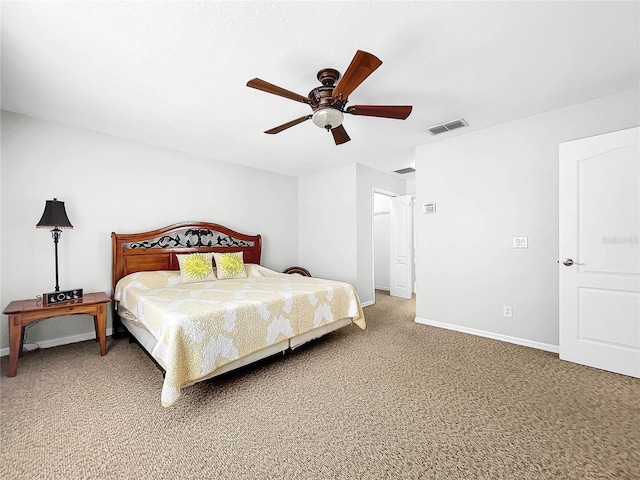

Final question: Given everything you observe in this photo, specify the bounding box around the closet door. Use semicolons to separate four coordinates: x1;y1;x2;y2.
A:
390;195;413;300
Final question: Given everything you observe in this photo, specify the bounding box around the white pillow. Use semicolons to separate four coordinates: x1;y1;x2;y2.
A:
176;252;217;284
214;252;248;279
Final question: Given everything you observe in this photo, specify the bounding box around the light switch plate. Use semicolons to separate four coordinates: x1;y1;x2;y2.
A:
513;236;528;248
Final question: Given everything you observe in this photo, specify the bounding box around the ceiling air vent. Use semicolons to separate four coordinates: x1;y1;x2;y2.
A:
394;167;415;174
427;118;469;135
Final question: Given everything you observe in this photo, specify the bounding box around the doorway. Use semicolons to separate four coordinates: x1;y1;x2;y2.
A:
372;189;415;304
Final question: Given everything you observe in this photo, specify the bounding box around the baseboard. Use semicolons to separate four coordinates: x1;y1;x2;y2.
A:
361;300;374;307
2;320;559;356
0;328;114;358
375;286;390;291
414;317;559;354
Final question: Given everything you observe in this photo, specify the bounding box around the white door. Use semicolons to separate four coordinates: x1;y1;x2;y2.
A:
559;127;640;378
390;195;413;299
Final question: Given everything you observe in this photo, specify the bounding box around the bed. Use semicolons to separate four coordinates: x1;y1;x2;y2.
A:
111;222;365;406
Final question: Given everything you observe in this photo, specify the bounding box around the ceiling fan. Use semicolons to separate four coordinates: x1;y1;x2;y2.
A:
246;50;412;145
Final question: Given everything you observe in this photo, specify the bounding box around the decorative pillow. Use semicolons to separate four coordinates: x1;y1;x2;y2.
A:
214;252;247;279
176;253;217;284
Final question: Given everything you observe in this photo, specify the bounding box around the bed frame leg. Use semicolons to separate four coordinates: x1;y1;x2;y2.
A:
111;303;127;339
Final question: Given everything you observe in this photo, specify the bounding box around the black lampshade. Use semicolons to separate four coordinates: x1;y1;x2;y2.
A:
36;198;73;229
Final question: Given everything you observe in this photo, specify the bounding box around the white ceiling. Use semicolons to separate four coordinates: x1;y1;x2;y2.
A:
2;1;638;178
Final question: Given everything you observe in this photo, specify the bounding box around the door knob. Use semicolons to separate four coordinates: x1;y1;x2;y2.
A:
562;258;585;266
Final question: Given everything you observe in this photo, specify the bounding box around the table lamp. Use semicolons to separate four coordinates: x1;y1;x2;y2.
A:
36;198;82;304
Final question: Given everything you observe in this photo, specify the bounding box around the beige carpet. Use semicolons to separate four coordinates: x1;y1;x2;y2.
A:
1;291;638;480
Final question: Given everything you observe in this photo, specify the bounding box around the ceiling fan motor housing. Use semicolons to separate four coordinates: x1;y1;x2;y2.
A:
309;68;347;130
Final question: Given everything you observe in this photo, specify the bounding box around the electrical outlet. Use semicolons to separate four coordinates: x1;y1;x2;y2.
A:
503;305;513;318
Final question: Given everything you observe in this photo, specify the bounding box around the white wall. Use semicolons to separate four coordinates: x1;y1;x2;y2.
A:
406;177;415;196
414;88;639;350
0;112;299;350
298;163;405;306
298;164;357;286
355;164;406;305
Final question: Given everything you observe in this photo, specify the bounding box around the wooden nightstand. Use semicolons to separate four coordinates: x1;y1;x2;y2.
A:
3;292;111;377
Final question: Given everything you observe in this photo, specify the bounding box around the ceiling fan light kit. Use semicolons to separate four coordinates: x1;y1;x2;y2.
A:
311;108;344;130
246;50;413;145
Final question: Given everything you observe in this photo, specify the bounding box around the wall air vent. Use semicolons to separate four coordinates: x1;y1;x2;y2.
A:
427;118;469;135
394;167;415;174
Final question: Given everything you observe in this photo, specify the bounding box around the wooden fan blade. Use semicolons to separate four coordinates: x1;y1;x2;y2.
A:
247;78;311;104
332;50;383;103
264;115;312;134
346;105;413;120
331;125;351;145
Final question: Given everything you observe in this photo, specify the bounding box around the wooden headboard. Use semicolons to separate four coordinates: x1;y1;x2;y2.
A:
111;222;262;293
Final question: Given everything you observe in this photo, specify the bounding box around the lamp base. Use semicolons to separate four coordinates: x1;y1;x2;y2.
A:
43;288;83;306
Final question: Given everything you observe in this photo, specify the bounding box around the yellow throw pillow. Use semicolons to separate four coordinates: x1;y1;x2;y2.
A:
214;252;247;280
176;253;217;284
